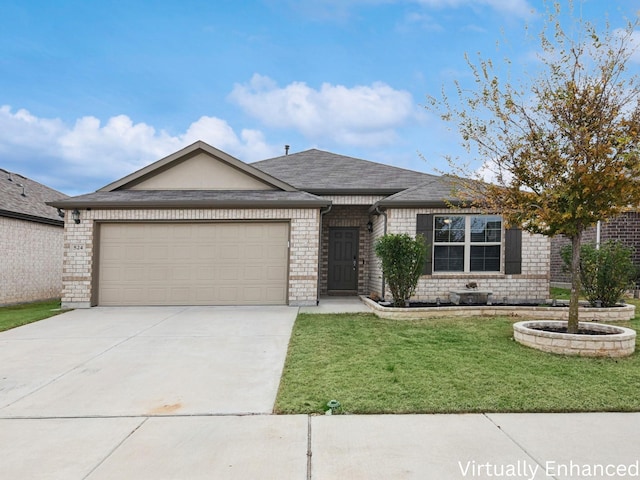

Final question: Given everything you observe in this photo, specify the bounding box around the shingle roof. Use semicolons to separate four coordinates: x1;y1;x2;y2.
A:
48;190;330;209
252;149;438;193
373;175;460;208
0;169;67;225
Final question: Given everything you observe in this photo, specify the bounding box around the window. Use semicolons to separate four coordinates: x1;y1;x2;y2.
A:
432;215;502;273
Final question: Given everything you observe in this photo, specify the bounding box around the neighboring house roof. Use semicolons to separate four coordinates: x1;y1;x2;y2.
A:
49;189;330;209
252;149;439;194
0;168;67;226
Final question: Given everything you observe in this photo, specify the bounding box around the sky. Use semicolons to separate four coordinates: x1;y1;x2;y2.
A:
1;0;638;196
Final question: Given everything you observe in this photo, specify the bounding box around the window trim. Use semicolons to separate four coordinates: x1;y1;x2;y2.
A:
432;215;502;273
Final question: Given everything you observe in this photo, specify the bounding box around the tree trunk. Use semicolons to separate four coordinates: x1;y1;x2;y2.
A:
568;231;582;334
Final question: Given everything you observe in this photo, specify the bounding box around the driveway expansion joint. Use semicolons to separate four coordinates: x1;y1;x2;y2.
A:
483;413;552;479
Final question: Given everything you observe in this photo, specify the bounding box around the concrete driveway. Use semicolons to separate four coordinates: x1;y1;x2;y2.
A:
3;303;640;479
0;306;298;417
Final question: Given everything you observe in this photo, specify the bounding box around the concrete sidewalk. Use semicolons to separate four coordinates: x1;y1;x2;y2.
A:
300;296;372;313
0;412;638;479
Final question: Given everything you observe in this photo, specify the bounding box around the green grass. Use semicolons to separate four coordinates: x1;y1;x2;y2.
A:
550;286;571;300
0;300;66;332
275;307;640;414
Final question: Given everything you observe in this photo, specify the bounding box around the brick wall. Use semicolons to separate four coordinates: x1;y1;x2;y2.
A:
1;216;63;304
550;212;640;284
60;208;320;308
368;208;550;302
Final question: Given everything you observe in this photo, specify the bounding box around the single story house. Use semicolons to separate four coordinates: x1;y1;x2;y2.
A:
1;168;67;304
50;141;549;308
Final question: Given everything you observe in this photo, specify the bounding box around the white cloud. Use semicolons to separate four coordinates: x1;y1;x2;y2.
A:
400;12;444;31
0;105;280;194
229;74;416;147
474;158;512;185
615;28;640;63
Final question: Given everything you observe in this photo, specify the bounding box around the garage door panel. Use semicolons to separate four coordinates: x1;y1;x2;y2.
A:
267;265;287;281
99;222;289;306
195;266;215;281
219;245;240;261
148;266;170;280
218;266;240;281
122;267;146;282
147;245;169;261
244;244;263;260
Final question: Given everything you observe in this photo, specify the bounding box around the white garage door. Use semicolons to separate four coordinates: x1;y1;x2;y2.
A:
98;222;289;306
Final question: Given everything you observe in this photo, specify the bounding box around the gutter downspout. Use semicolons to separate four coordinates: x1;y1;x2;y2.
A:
596;220;601;250
317;203;333;305
374;206;388;301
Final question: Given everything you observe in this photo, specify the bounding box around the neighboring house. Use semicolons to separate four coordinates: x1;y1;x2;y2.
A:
0;168;68;305
550;212;640;285
49;141;549;308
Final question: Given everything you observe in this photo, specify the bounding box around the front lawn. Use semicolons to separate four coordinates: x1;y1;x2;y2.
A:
0;300;65;333
275;310;640;414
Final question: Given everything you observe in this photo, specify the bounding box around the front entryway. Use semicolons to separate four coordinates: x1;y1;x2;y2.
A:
328;227;359;293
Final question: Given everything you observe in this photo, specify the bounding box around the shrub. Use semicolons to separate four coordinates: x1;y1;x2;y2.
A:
561;241;636;307
374;233;427;307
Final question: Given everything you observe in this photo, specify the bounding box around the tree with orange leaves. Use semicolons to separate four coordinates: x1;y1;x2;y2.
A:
429;2;640;333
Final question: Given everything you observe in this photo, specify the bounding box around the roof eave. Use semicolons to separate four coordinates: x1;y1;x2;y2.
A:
47;199;331;209
0;209;64;227
305;188;407;196
369;199;463;213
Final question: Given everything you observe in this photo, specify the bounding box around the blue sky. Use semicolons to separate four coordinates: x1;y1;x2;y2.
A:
1;0;638;195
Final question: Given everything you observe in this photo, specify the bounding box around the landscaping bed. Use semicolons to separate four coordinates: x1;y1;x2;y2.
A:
361;296;636;322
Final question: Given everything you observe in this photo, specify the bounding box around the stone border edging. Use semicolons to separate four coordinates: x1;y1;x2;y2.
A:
360;296;636;322
513;320;636;357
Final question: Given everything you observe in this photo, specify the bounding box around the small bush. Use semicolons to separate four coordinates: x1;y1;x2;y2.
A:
561;241;637;307
374;233;427;307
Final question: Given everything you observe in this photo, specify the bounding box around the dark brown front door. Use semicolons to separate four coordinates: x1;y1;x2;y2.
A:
328;228;359;292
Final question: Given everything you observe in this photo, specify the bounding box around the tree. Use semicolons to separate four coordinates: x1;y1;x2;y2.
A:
429;2;640;333
375;233;427;307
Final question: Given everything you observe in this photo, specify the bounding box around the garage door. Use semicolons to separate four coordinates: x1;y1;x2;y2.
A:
98;222;289;306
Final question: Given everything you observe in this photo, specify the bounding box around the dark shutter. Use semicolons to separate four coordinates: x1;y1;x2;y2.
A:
504;226;522;274
416;214;433;275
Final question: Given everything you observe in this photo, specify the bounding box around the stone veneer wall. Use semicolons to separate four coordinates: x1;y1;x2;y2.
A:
1;216;63;304
368;208;550;302
61;208;320;308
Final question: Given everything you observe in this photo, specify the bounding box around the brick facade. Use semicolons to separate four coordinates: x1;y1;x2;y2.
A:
368;208;550;302
60;204;553;308
1;216;63;304
550;212;640;284
61;208;320;308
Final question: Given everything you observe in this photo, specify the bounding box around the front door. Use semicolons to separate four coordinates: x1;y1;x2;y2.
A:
328;228;359;292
